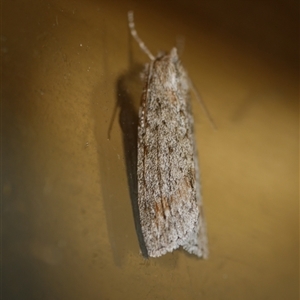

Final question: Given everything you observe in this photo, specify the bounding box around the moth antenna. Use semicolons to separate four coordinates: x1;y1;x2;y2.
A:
175;35;185;57
128;11;155;61
189;79;217;130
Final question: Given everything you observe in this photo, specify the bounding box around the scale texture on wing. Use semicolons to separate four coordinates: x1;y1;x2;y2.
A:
137;48;208;258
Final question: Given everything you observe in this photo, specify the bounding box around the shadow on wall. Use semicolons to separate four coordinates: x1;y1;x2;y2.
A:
114;63;149;258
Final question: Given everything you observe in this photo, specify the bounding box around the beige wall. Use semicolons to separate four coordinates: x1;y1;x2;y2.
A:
2;0;298;299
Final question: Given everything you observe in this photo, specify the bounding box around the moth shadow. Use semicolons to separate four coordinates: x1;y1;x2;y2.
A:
114;63;148;258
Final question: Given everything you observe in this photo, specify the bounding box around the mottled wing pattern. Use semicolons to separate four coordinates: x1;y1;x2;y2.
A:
137;48;208;258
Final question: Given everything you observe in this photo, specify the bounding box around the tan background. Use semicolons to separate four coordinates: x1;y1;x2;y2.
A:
2;0;298;299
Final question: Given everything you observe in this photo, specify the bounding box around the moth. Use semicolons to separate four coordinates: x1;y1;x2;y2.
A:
128;11;209;258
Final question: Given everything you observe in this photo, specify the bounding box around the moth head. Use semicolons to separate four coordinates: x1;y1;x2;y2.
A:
162;48;180;90
169;48;179;63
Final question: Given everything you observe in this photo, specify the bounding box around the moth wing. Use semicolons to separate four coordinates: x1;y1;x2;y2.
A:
137;55;208;258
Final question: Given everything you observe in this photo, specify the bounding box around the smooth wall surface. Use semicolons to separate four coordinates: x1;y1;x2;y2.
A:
2;0;299;299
